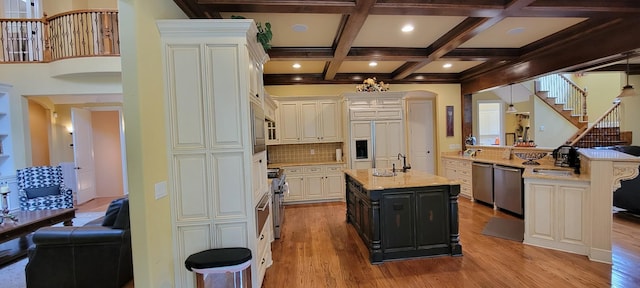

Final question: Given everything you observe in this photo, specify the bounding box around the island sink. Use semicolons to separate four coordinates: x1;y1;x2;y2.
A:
532;168;573;177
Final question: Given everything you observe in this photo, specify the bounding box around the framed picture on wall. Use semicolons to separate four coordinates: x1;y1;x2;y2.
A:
446;106;454;137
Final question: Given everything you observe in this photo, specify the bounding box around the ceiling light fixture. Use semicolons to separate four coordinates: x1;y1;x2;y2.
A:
506;83;517;113
292;24;307;32
369;61;378;67
292;63;301;69
401;25;414;32
618;55;637;98
442;63;452;69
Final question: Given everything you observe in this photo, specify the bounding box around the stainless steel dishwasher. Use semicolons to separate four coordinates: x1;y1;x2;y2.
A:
472;162;494;205
493;165;524;216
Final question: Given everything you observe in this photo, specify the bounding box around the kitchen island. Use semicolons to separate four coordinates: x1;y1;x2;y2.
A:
344;169;462;263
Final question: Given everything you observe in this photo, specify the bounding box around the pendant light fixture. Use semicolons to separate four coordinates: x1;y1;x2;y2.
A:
618;55;637;97
506;83;517;113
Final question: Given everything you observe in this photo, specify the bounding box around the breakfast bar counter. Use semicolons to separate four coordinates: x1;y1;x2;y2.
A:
344;169;462;263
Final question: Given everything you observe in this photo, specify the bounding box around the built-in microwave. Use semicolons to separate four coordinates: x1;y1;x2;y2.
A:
251;102;266;154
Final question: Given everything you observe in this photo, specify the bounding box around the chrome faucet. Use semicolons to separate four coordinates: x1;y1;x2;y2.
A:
397;153;411;172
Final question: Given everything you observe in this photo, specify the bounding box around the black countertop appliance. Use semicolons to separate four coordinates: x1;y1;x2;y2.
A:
552;145;580;173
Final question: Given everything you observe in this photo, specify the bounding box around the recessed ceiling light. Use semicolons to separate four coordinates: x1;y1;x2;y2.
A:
293;76;303;81
401;25;414;33
507;27;525;35
443;63;453;69
292;24;308;32
292;63;301;69
369;61;378;67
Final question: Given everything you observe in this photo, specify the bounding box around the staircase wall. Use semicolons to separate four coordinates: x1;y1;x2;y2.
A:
532;95;579;147
568;72;623;121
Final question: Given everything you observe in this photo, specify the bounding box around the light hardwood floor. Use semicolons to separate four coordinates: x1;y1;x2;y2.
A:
262;198;640;287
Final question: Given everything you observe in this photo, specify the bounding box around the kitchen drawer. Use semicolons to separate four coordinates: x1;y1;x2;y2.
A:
304;166;324;174
459;161;472;169
375;109;402;119
444;159;459;168
459;169;471;178
325;165;343;173
283;166;304;175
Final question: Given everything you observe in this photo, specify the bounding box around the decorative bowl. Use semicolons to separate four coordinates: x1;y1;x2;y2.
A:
513;151;548;165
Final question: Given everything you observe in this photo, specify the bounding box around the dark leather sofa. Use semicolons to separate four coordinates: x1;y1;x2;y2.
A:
604;146;640;214
25;197;133;288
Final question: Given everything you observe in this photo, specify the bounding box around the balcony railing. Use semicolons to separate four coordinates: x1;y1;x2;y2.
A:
0;9;119;63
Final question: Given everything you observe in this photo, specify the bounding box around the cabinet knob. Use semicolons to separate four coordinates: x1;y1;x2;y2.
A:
256;94;259;98
260;234;264;240
261;258;265;265
259;159;262;163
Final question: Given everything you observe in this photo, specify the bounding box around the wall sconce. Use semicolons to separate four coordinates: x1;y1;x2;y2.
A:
52;111;58;118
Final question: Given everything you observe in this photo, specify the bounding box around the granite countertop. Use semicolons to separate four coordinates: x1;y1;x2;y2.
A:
441;153;590;182
344;169;455;191
267;161;345;168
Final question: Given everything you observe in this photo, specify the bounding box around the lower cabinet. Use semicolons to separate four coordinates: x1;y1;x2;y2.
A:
442;158;473;199
524;178;589;255
256;214;273;288
282;164;344;203
346;174;461;263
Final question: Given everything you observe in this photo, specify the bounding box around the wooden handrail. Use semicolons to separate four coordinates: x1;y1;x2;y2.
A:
0;9;119;64
569;100;621;146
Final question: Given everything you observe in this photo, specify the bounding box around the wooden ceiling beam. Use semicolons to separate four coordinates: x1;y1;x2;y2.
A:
461;17;640;94
324;0;377;80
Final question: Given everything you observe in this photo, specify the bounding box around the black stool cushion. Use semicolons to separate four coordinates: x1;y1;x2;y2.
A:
185;248;252;271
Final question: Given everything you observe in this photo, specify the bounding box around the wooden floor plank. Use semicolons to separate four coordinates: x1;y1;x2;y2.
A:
263;198;640;287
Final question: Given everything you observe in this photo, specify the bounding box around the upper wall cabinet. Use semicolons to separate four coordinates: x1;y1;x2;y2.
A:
277;98;342;144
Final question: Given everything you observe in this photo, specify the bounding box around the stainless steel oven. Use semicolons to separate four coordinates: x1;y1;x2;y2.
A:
256;193;270;235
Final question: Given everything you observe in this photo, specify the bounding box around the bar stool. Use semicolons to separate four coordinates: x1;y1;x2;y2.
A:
185;247;252;288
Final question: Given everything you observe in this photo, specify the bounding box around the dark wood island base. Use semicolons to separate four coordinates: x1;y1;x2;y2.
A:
345;169;462;263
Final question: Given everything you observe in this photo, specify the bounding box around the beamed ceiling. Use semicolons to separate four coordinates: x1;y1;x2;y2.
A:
173;0;640;94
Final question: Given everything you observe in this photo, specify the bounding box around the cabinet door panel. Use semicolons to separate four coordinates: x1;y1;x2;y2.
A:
319;100;340;141
324;174;344;198
280;102;300;143
381;193;415;251
285;177;304;202
416;190;448;247
300;101;319;142
304;175;324;199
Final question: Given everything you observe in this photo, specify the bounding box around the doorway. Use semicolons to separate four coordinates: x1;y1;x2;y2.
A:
406;98;435;174
26;97;128;204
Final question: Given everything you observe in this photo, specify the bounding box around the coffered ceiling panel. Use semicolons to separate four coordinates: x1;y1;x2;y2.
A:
352;15;467;48
338;61;405;73
416;60;485;73
220;12;343;47
179;0;640;90
264;61;326;74
459;17;588;48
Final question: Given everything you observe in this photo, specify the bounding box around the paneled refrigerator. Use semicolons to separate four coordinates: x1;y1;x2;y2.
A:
350;120;404;170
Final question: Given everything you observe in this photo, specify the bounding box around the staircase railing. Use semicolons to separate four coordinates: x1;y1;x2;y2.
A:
0;9;119;63
537;74;588;122
569;100;622;148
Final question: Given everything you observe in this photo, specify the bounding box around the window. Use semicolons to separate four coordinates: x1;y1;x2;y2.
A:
477;101;503;145
2;0;41;18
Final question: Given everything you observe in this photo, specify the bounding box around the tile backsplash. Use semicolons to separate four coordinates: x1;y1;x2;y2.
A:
267;142;343;163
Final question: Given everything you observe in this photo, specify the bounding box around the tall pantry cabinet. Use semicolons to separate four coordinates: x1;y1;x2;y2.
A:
157;20;271;288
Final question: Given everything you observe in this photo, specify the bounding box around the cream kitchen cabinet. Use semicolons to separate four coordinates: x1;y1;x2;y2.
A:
524;178;590;256
277;98;342;144
443;158;473;199
279;101;301;143
158;19;271;288
282;164;344;203
252;151;268;202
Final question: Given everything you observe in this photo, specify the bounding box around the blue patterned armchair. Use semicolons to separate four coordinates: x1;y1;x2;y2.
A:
17;166;74;211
